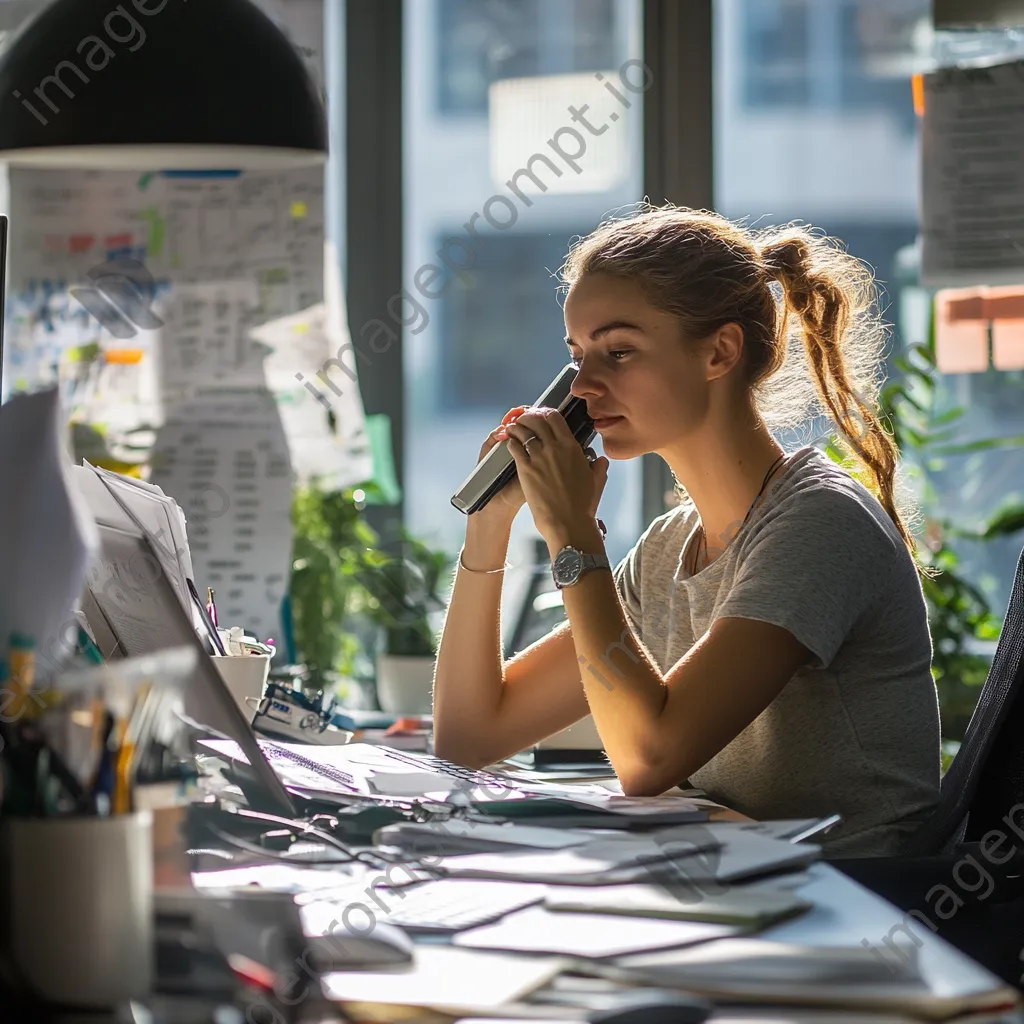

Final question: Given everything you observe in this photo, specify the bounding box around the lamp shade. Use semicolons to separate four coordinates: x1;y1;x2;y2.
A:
0;0;327;169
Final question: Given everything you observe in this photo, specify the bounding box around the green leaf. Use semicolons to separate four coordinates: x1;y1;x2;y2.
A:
983;503;1024;539
931;406;966;427
932;434;1024;456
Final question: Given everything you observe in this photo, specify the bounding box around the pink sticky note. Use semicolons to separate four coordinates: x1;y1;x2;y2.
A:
935;290;989;374
992;319;1024;371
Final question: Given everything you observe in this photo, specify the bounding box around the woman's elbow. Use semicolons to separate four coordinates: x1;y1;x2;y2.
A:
432;731;491;770
618;773;672;798
615;754;689;798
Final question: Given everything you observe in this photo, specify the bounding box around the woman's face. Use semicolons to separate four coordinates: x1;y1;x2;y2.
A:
563;272;713;461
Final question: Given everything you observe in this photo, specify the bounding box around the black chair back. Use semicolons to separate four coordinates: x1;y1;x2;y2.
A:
908;544;1024;854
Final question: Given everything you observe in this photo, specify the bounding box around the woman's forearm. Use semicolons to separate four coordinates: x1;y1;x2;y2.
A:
546;520;668;787
432;514;513;763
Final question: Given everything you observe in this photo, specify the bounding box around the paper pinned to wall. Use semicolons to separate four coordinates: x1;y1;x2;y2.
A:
158;280;264;396
922;60;1024;286
252;300;373;490
148;392;293;643
6;166;372;641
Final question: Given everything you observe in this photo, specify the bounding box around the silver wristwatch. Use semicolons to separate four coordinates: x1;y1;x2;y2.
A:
551;545;611;589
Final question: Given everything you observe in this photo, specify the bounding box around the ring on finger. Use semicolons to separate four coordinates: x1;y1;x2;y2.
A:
523;434;542;457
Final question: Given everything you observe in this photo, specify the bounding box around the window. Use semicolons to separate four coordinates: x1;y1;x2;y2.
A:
436;0;541;115
406;0;644;575
740;0;925;129
435;231;583;410
436;0;617;116
839;0;922;133
740;0;810;108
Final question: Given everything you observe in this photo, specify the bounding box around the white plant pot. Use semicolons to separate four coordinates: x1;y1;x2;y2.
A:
375;654;436;715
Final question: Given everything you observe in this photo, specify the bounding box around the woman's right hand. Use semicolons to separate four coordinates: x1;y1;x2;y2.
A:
471;406;528;523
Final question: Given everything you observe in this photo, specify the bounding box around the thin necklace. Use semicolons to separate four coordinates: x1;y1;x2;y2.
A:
689;451;787;575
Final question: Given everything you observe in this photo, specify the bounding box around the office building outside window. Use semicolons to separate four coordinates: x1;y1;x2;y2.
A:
403;0;644;597
719;0;1024;622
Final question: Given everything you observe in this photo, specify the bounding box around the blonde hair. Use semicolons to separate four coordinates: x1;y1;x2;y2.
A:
559;203;921;562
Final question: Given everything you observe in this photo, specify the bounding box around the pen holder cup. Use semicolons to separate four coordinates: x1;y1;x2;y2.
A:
0;812;153;1008
212;653;272;720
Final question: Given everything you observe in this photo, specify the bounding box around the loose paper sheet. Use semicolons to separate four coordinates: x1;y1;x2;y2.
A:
321;945;565;1013
922;59;1024;286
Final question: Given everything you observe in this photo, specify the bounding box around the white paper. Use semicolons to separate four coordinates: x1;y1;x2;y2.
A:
435;839;722;884
387;819;591;850
0;389;100;679
453;903;734;957
5;168;369;640
922;60;1024;285
251;299;373;489
85;463;195;614
321;945;565;1012
192;864;366;895
149;393;293;643
157;281;264;396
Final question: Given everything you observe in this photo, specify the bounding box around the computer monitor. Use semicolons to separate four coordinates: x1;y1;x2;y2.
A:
83;521;295;816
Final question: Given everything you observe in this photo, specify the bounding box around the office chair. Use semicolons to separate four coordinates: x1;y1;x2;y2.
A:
829;542;1024;986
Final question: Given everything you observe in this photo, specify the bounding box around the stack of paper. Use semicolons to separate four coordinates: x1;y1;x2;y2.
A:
613;937;1018;1019
434;825;819;887
72;462;194;617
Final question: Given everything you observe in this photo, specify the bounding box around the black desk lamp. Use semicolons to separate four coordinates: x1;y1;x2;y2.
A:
0;0;327;170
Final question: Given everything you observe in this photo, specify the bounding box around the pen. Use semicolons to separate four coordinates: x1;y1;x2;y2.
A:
206;587;219;628
91;710;117;815
113;733;135;815
186;578;228;656
77;626;104;665
8;633;35;716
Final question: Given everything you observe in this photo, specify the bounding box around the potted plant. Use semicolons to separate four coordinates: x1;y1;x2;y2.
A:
289;482;379;693
356;533;453;715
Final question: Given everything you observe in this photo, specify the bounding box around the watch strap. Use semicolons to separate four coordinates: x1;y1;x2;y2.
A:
580;552;611;575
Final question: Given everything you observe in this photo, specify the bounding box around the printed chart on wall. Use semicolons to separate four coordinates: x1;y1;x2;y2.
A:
5;168;372;643
921;59;1024;286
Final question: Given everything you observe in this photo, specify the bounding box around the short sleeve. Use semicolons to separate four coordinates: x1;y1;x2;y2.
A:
714;488;899;670
614;540;643;627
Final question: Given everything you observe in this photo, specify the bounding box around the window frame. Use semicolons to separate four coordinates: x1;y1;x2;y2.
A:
344;0;715;533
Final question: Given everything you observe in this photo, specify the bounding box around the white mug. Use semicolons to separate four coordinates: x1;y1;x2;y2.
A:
212;653;272;720
0;812;153;1008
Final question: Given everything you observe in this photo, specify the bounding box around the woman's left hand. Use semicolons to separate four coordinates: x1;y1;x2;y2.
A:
503;407;609;547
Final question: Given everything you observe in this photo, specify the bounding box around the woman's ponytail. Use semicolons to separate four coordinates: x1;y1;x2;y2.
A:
760;231;918;561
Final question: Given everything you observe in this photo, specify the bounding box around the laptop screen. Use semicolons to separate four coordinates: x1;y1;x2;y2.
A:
83;522;295;816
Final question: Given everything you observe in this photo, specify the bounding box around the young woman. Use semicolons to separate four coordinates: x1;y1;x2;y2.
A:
432;205;942;858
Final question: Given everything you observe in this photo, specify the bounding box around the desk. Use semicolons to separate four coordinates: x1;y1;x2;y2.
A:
188;759;1023;1022
763;864;1022;1018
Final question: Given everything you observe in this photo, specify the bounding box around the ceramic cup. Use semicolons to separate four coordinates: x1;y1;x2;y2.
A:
0;812;153;1008
211;653;272;720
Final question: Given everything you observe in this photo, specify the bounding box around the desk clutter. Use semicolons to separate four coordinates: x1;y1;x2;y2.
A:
0;394;1021;1021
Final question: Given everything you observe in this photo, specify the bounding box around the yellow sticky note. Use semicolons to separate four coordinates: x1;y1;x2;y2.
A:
290;201;308;219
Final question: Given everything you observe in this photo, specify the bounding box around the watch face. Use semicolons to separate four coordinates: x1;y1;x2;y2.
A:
553;547;584;586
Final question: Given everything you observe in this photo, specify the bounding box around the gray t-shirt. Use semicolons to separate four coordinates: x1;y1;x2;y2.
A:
614;445;941;857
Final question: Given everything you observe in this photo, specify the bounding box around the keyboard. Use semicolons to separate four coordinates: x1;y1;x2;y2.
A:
373;747;536;792
298;878;548;933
